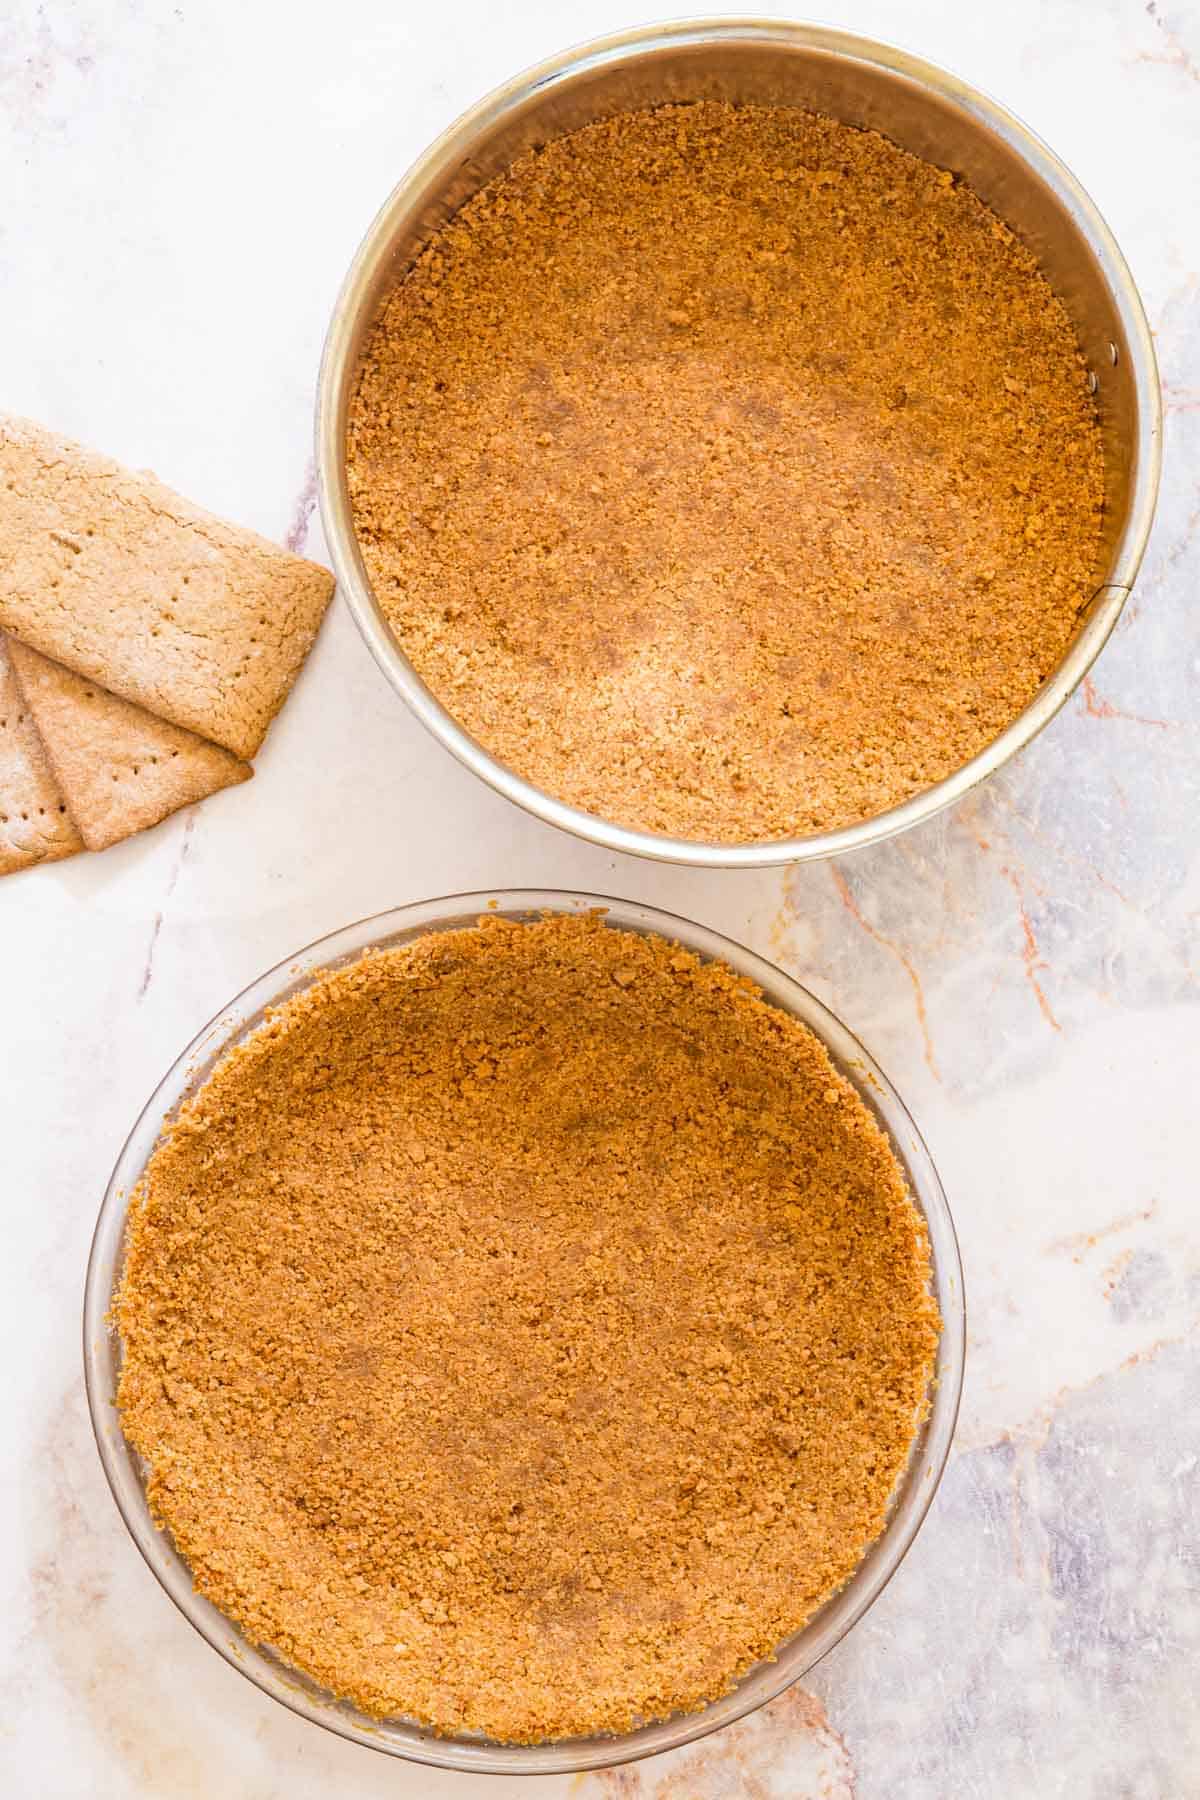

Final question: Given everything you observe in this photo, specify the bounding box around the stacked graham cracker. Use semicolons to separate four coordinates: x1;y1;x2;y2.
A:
0;416;334;876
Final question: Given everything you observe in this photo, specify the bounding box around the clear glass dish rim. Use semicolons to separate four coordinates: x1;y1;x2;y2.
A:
83;887;966;1776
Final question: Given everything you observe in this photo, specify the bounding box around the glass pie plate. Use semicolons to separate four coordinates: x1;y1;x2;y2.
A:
84;889;965;1775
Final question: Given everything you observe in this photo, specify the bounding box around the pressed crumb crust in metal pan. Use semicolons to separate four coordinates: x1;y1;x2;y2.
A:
116;913;939;1744
348;102;1105;844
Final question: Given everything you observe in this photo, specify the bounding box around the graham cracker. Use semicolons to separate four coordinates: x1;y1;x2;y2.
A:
0;415;335;760
0;638;83;875
7;638;252;853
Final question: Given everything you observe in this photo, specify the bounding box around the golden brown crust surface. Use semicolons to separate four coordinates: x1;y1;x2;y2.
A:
348;103;1105;842
0;414;334;760
118;914;939;1743
7;639;251;852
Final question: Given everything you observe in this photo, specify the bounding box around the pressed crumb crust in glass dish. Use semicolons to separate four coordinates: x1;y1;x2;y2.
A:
347;102;1105;845
116;913;940;1744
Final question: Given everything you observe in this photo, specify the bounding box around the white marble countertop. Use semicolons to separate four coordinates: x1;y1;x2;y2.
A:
2;1;1197;1794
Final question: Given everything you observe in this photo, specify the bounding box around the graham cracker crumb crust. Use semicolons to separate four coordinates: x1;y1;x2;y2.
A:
117;914;940;1743
348;101;1105;843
